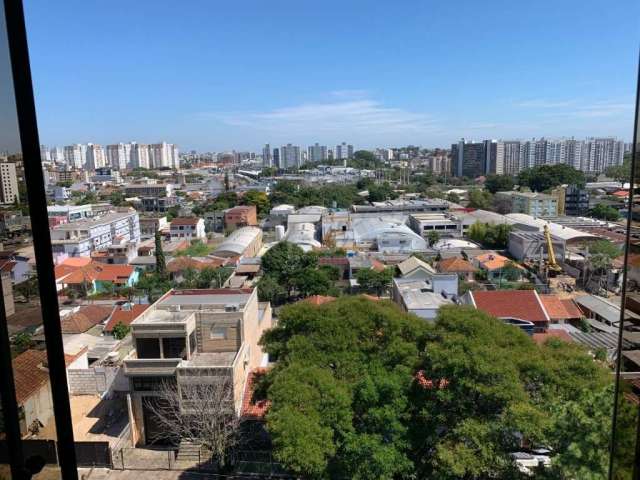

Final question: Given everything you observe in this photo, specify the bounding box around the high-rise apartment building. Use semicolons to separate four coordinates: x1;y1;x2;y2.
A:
452;139;497;178
40;145;50;162
281;144;301;169
0;162;19;204
50;146;64;164
106;143;129;170
308;143;328;163
496;141;521;175
85;143;106;170
273;147;280;168
149;142;175;169
583;137;625;172
131;142;150;169
262;144;272;167
336;142;354;160
63;144;86;169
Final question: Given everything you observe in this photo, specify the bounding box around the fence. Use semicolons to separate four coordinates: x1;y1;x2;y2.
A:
75;441;112;468
111;447;293;477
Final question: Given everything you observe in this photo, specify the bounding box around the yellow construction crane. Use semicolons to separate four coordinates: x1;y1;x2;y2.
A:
543;225;562;274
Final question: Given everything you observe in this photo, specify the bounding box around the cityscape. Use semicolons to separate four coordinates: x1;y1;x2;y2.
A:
2;0;640;479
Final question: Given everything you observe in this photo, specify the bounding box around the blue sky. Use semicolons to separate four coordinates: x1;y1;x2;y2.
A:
23;0;640;152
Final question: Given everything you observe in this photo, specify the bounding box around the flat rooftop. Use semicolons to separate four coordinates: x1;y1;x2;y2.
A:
158;289;253;308
181;351;237;367
52;211;137;230
134;309;192;325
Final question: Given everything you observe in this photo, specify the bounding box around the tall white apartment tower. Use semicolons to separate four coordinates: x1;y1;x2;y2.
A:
131;143;150;169
106;143;129;170
85;143;106;170
336;142;354;160
0;162;19;204
149;142;174;169
63;144;86;169
281;144;301;169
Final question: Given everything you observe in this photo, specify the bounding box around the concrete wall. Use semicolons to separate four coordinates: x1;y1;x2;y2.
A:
68;366;129;396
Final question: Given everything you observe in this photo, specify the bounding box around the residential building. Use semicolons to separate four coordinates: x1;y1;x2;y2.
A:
91;238;138;265
12;350;55;436
396;256;437;281
149;142;178;169
124;182;172;198
123;288;272;445
391;277;454;321
272;147;280;168
280;144;301;169
63;144;86;169
308;143;328;163
139;195;177;213
0;162;19;204
497;141;521;175
224;205;258;230
583;137;625;172
106;143;130;170
409;213;463;239
139;216;168;238
50;210;141;258
169;217;206;240
85;143;106;170
55;260;139;294
462;290;550;333
0;250;32;284
131;142;150;169
436;256;477;281
213;226;262;258
452;139;498;178
473;252;524;283
496;191;558;217
335;142;354;161
262;144;272;167
0;260;15;317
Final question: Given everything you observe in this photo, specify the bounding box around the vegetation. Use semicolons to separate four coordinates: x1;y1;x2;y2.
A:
180;266;233;289
427;230;440;247
259;299;615;479
175;240;213;257
241;190;270;216
355;267;394;297
467;221;512;249
467;189;493;209
367;182;398;202
12;332;34;355
111;321;131;340
154;230;167;277
269;180;365;209
517;164;585;192
604;158;631;187
484;174;515;194
349;150;382;170
590;204;620;221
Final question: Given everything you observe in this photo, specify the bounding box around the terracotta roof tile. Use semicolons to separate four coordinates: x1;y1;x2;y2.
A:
60;262;135;285
170;217;201;226
12;350;50;404
437;257;476;273
241;368;270;420
471;290;549;324
300;295;336;306
539;295;582;321
61;305;112;334
104;304;149;333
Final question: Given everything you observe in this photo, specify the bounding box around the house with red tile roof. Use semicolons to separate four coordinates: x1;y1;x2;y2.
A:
104;304;150;334
12;349;53;435
436;256;477;281
538;295;583;324
61;305;113;334
55;260;138;295
241;368;270;420
463;290;550;333
474;252;525;283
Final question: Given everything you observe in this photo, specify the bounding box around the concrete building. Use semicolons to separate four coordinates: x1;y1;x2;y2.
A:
408;213;463;239
272;147;280;168
281;144;301;169
50;210;141;258
0;162;19;204
169;217;206;240
85;143;106;170
283;222;321;252
106;143;130;170
308;143;328;163
452;139;498;178
213;227;262;258
335;142;354;161
131;142;150;169
391;277;455;321
224;205;258;230
497;141;521;175
63;144;86;169
124;182;172;198
583;137;625;172
123;288;272;445
149;142;178;169
496;191;558;217
139;216;168;238
262;144;272;167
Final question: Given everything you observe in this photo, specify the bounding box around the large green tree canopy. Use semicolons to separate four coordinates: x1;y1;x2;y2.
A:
259;299;617;480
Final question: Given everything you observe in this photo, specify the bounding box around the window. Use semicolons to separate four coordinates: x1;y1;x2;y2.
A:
210;326;227;339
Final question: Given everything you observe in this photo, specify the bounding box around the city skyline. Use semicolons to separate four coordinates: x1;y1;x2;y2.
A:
22;0;640;152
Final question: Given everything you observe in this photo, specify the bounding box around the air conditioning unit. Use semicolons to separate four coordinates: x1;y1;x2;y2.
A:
224;304;239;312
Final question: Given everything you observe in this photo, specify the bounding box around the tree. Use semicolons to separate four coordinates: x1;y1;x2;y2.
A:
604;159;631;187
467;189;492;209
196;267;233;289
154;230;167;278
484;174;515;194
12;332;34;354
518;164;585;192
257;274;287;305
427;230;440;248
350;150;380;169
241;190;270;216
445;192;460;204
355;267;394;296
144;378;240;469
224;171;230;191
15;276;39;302
261;242;317;297
590;204;620;221
109;191;126;207
368;182;398;202
293;268;331;297
467;221;512;249
111;321;131;340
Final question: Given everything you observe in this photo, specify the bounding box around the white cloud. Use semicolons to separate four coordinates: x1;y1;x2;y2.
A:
210;98;440;137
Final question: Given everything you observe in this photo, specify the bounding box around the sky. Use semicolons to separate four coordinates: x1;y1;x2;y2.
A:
20;0;640;152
